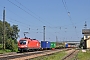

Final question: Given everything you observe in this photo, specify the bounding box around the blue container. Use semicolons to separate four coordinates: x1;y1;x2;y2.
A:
41;41;51;48
65;44;68;48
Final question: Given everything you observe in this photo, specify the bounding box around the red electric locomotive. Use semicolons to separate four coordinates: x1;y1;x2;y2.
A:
18;37;40;52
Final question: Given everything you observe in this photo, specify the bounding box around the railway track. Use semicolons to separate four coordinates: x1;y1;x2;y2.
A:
62;49;79;60
0;48;71;60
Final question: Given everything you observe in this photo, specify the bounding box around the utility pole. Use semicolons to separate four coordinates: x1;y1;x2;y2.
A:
56;36;58;42
56;36;58;46
43;26;45;41
3;7;5;49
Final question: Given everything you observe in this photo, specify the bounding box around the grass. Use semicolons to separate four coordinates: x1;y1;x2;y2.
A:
73;50;90;60
0;44;18;54
0;49;12;54
30;49;90;60
0;44;11;54
12;44;18;52
30;51;66;60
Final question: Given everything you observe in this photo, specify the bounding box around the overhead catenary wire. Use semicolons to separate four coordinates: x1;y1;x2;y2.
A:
0;4;44;31
62;0;74;26
12;0;60;34
62;0;79;39
14;0;54;27
4;18;43;36
7;0;49;26
0;13;85;32
0;0;82;40
0;5;33;28
0;1;70;31
6;0;83;31
14;0;40;18
0;15;42;35
7;0;62;37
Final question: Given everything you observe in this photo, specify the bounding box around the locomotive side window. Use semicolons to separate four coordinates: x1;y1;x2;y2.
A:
20;40;26;45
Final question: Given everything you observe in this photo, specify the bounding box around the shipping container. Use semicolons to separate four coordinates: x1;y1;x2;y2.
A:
50;42;56;48
65;44;68;48
41;41;51;49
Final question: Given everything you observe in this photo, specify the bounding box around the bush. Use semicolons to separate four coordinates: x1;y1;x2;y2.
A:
5;38;18;52
0;49;11;54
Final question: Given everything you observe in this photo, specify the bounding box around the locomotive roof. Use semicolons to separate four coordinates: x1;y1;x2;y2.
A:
19;38;39;42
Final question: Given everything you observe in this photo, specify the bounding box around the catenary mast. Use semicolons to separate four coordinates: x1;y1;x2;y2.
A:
3;7;5;49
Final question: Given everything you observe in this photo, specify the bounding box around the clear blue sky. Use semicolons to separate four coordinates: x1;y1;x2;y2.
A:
0;0;90;42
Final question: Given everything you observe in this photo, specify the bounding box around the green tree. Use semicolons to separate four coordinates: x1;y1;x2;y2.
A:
0;20;20;50
5;38;17;51
5;22;20;44
10;25;20;43
0;20;3;43
79;37;84;48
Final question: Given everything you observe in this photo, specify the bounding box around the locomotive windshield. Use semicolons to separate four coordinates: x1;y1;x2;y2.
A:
20;40;26;45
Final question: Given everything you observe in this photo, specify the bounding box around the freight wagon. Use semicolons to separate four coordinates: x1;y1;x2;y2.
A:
50;42;56;49
41;41;51;50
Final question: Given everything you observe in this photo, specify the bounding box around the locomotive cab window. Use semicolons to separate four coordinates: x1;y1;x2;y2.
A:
20;40;26;45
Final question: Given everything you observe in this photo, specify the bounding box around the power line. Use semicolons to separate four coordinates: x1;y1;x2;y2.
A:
7;0;61;37
0;4;34;28
14;0;60;37
0;14;85;35
14;0;54;26
62;0;79;39
0;0;81;40
62;0;69;12
62;0;74;26
0;6;45;30
7;0;47;25
6;18;56;38
1;14;87;32
14;0;40;18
